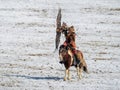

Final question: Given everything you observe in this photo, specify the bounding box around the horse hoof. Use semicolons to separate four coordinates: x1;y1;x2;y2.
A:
67;77;71;80
79;76;82;80
64;77;67;81
59;61;64;64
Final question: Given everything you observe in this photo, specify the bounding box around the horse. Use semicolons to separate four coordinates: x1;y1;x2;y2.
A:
59;45;88;81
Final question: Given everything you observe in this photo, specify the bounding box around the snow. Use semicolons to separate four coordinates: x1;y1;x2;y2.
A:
0;0;120;90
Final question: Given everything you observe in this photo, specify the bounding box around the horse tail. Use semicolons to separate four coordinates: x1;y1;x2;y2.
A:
77;50;89;73
83;66;89;74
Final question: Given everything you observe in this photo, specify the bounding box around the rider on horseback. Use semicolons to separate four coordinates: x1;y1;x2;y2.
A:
61;22;80;66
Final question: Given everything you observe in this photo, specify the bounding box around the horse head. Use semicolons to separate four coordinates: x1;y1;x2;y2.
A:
59;45;68;64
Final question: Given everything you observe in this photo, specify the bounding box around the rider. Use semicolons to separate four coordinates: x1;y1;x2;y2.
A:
61;22;80;65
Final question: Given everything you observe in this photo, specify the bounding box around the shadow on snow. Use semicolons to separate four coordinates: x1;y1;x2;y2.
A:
4;74;62;80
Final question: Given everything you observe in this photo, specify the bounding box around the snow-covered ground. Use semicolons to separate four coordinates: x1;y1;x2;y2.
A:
0;0;120;90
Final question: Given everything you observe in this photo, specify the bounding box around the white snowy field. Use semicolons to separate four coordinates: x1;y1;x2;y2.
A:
0;0;120;90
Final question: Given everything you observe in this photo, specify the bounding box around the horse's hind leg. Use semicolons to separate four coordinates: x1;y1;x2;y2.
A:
76;66;82;80
79;68;82;79
76;65;83;80
77;66;79;76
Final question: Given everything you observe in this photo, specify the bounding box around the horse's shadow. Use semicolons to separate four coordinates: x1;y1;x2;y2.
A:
4;74;62;81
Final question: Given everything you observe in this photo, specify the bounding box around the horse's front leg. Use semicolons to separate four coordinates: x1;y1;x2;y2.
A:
67;69;71;80
64;69;71;81
64;69;68;81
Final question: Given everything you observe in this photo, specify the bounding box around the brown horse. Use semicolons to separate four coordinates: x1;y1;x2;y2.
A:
59;45;88;81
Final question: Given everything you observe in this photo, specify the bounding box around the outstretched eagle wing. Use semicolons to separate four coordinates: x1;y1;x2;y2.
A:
55;8;62;50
